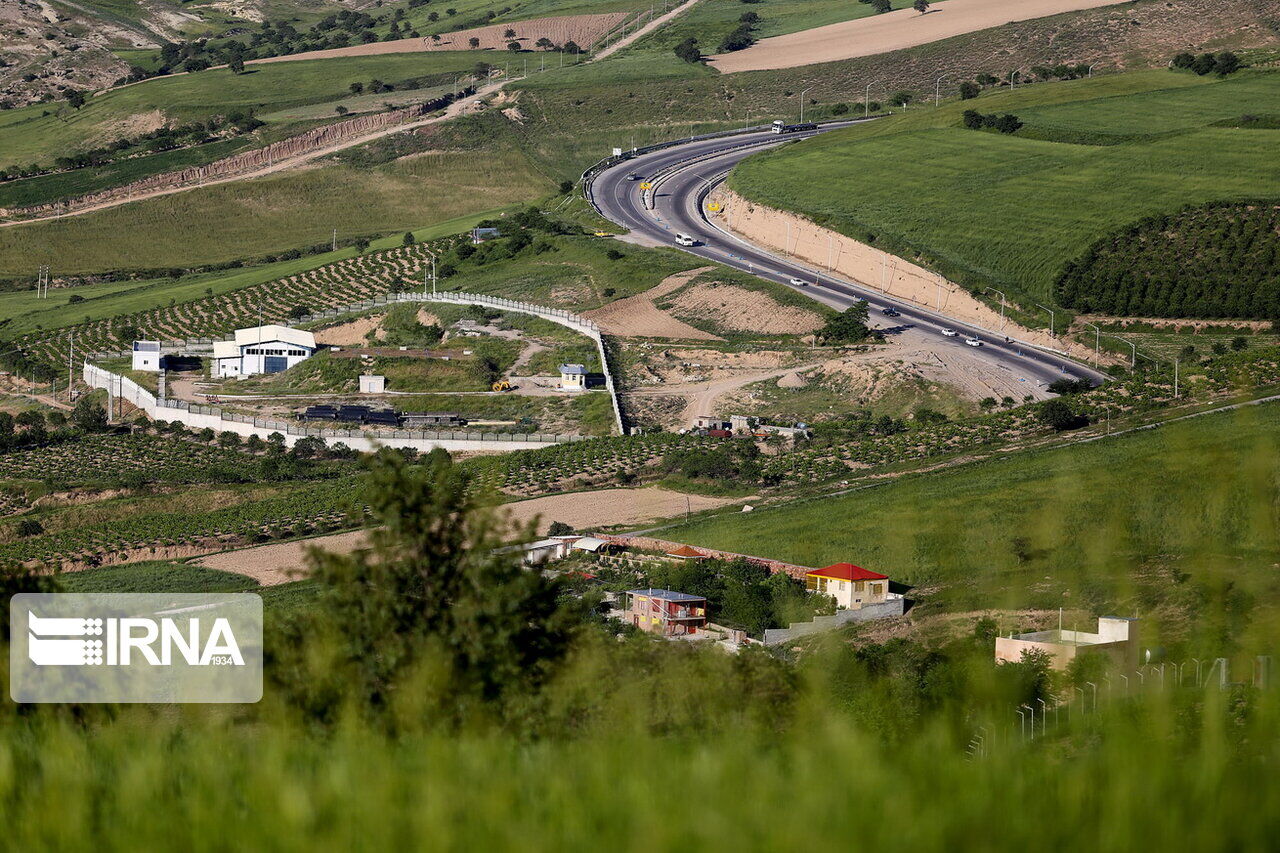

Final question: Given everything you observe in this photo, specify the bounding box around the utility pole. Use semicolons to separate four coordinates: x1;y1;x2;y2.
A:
332;228;337;252
1173;357;1179;398
67;329;74;402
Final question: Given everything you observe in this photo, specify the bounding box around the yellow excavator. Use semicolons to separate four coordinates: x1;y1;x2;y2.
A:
491;379;512;392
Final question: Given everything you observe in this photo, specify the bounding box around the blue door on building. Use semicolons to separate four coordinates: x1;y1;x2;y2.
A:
264;356;287;374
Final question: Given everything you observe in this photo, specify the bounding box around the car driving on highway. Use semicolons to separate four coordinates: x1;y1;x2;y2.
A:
965;337;983;347
675;233;699;247
881;307;900;317
626;173;642;181
941;328;958;337
788;277;808;287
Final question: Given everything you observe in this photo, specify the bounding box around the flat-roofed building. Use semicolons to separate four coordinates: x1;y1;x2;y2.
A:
213;325;316;379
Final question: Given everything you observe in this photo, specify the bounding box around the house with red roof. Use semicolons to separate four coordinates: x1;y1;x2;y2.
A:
804;563;889;610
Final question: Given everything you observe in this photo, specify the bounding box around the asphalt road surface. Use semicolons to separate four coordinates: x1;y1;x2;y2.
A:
587;124;1105;391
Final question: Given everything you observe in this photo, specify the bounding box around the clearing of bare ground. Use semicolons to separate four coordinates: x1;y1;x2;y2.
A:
194;485;747;583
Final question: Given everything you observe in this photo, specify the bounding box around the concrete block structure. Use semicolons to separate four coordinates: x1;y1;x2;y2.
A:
359;374;385;394
213;325;316;379
131;341;162;372
995;616;1139;670
625;589;707;637
559;363;587;391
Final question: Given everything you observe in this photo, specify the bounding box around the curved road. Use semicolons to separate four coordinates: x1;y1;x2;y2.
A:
587;125;1105;392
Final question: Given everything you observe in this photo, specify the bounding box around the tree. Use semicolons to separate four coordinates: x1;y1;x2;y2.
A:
1037;398;1081;431
72;397;108;432
959;80;981;100
547;521;574;536
1231;336;1249;351
1190;53;1217;76
271;449;579;721
889;90;914;107
507;41;521;52
65;89;85;109
870;0;892;12
535;37;554;51
1171;52;1195;69
349;81;364;94
673;37;702;64
818;303;872;344
469;37;480;49
504;28;517;39
993;113;1023;134
228;55;245;74
402;231;416;246
1215;51;1241;76
962;109;985;130
564;40;581;55
913;0;930;13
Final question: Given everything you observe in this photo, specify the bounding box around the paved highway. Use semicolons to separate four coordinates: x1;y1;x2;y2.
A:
587;125;1105;392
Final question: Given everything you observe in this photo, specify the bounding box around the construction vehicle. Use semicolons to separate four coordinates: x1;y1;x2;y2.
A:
491;379;512;392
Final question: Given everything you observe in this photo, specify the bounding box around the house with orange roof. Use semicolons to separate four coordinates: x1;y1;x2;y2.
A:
804;563;889;610
665;544;707;560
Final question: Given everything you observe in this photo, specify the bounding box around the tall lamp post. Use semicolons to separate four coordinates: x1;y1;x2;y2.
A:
984;287;1007;331
798;86;812;123
1034;302;1056;336
1083;321;1101;366
864;81;884;118
934;73;954;106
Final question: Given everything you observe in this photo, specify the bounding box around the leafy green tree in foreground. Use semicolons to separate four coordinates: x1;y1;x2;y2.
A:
272;449;579;724
819;302;873;344
71;397;108;433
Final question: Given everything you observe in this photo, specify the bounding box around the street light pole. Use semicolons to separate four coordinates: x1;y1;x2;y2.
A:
799;86;811;123
1083;321;1101;366
1034;303;1055;336
864;81;882;118
1105;333;1136;369
934;73;954;106
985;287;1007;331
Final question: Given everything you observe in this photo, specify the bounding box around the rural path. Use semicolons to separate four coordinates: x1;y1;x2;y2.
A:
593;0;706;62
194;485;746;584
709;0;1131;73
626;360;826;428
1;80;508;230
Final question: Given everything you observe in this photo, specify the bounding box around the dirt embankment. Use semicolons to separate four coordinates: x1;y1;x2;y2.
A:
248;13;628;66
708;187;1096;361
664;281;825;336
194;487;745;584
709;0;1132;73
586;267;722;340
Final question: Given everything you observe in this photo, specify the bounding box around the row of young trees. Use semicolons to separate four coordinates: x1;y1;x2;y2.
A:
1056;202;1280;319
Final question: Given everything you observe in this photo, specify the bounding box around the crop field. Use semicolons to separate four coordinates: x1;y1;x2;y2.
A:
0;142;551;276
0;477;364;569
730;70;1280;308
671;399;1280;650
0;434;353;487
15;242;445;370
57;560;261;593
0;53;482;166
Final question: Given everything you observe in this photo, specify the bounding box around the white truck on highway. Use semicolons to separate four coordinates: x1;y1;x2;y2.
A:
771;120;818;134
675;233;698;247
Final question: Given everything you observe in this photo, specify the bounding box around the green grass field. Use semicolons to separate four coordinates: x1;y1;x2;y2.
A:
57;560;260;593
729;70;1280;309
0;52;481;166
669;399;1280;653
0;145;550;276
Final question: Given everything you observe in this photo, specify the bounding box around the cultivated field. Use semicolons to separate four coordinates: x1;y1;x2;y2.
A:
708;0;1130;73
729;71;1280;308
250;13;628;65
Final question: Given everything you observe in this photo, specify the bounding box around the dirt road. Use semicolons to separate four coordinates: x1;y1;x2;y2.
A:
194;486;746;584
709;0;1131;73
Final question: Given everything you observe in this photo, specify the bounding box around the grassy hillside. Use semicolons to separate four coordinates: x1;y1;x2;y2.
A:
729;70;1280;310
670;399;1280;653
0;52;481;166
0;144;550;276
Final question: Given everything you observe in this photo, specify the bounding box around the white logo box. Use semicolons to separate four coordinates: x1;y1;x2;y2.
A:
11;593;262;703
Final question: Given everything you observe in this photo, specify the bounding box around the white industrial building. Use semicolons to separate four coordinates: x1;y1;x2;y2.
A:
131;341;162;372
213;325;316;379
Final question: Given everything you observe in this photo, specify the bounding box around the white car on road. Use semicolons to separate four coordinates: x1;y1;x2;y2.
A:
964;337;983;347
941;328;958;337
674;233;698;247
788;277;808;287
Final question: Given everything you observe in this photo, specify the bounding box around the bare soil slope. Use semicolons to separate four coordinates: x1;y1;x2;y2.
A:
709;0;1131;73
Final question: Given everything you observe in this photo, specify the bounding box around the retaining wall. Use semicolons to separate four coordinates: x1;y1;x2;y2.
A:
761;599;906;645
